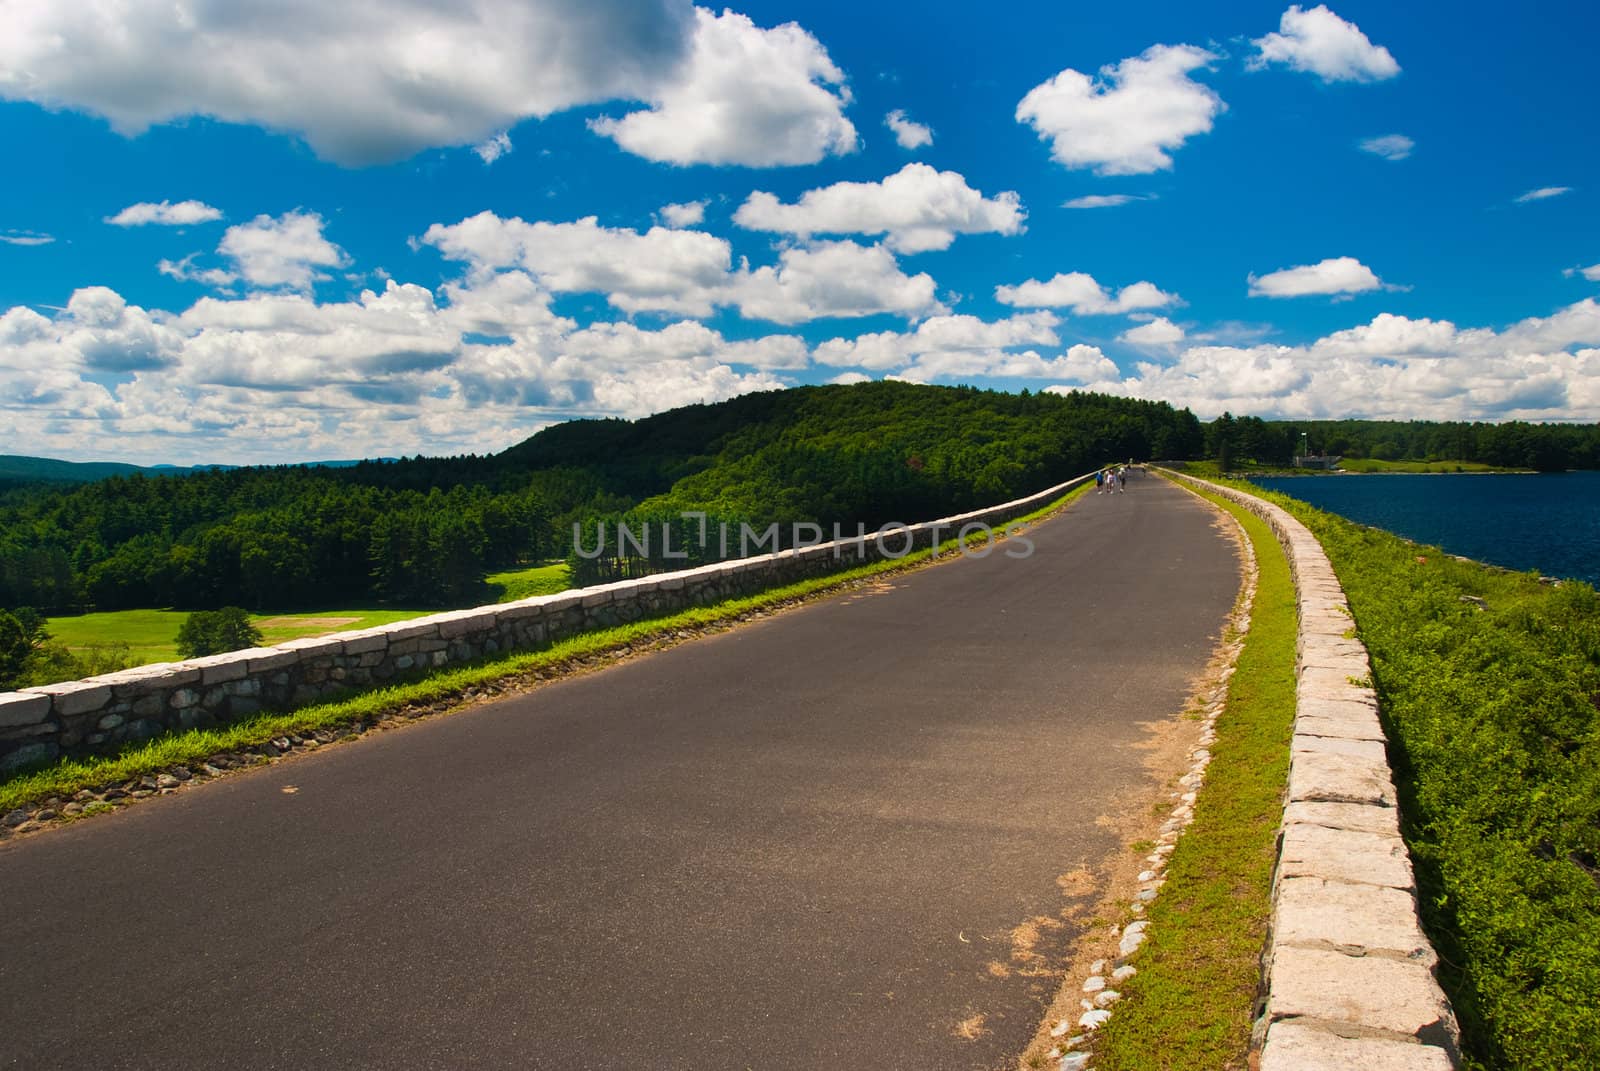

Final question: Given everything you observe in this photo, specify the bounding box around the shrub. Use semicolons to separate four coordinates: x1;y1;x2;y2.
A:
175;607;263;658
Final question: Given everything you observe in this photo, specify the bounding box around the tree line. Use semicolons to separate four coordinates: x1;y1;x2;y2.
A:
1202;415;1600;472
0;383;1204;611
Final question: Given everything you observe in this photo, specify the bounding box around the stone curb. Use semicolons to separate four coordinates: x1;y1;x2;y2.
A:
1165;472;1459;1069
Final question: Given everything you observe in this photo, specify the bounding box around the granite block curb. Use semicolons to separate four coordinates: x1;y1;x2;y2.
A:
1166;472;1459;1069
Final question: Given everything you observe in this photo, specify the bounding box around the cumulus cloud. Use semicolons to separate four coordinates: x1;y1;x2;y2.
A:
1120;317;1185;346
733;163;1024;253
218;211;349;291
811;311;1111;383
105;200;223;226
1247;256;1386;298
659;201;707;228
1515;186;1572;204
588;8;856;167
995;271;1179;315
1359;134;1413;161
0;277;800;463
424;212;940;324
1080;300;1600;422
1016;44;1223;175
1062;194;1152;209
885;109;933;149
0;0;700;166
1567;264;1600;282
1250;5;1399;83
422;211;733;316
0;231;53;246
473;132;513;165
730;241;944;325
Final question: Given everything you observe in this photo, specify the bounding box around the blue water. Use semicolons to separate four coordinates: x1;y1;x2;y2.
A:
1251;472;1600;585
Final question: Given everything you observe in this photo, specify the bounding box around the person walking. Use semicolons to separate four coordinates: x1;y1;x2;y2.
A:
1095;470;1104;494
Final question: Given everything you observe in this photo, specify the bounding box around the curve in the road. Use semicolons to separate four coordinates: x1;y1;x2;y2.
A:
0;475;1240;1071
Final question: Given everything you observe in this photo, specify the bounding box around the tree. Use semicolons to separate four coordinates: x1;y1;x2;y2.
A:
175;607;263;658
0;610;32;688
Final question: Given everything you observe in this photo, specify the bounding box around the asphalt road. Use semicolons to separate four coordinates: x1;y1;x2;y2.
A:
0;476;1239;1071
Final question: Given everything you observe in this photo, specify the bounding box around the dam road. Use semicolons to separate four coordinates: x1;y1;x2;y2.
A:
0;476;1239;1070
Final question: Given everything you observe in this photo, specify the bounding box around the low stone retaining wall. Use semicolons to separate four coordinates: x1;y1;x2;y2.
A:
1168;472;1459;1070
0;471;1096;773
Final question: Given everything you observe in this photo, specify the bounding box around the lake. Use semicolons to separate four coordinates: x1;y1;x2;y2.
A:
1251;471;1600;585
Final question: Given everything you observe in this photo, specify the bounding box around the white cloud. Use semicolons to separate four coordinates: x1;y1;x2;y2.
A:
105;200;223;226
1250;5;1399;83
0;0;699;166
730;241;944;325
1515;186;1572;204
0;231;53;246
1016;44;1223;175
158;254;238;289
733;163;1025;253
659;201;707;228
1089;300;1600;422
1121;317;1185;346
813;311;1060;371
424;212;940;324
588;8;856;167
885;109;933;149
809;311;1115;384
0;276;796;463
1248;256;1386;298
1359;134;1413;161
1062;194;1152;209
473;132;513;165
995;271;1179;315
218;211;349;291
422;211;733;316
1567;264;1600;282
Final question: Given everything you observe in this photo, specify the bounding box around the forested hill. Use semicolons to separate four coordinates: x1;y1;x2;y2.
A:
0;382;1201;614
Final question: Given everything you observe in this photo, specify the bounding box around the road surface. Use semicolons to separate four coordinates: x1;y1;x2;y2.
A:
0;476;1239;1070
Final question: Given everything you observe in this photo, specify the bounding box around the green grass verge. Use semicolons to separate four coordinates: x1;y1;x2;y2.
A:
44;607;434;665
1229;480;1600;1071
1092;479;1297;1070
486;561;572;602
1;480;1095;814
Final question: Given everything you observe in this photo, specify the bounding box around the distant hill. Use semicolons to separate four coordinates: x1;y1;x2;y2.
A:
0;455;389;486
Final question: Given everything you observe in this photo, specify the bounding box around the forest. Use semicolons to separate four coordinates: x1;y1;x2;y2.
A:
1210;414;1600;471
4;381;1598;620
0;383;1199;615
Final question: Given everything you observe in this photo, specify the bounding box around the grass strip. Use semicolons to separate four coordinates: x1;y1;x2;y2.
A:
1;481;1094;814
1091;480;1297;1070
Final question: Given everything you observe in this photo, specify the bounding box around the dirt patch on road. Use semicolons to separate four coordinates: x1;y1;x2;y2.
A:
1016;491;1256;1069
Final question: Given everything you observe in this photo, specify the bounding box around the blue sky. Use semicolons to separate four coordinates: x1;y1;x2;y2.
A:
2;0;1597;464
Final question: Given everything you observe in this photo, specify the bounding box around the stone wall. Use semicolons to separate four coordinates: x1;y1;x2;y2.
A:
0;471;1096;773
1167;472;1459;1070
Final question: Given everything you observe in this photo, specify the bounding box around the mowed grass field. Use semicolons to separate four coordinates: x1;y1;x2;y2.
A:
485;561;571;601
41;562;573;667
46;608;434;666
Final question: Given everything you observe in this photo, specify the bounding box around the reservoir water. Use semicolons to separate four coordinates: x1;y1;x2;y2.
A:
1250;471;1600;586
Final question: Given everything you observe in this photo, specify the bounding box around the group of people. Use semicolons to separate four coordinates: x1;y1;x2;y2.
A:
1095;465;1132;494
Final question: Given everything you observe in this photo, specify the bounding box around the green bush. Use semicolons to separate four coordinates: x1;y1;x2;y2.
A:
175;606;264;658
1242;482;1599;1070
